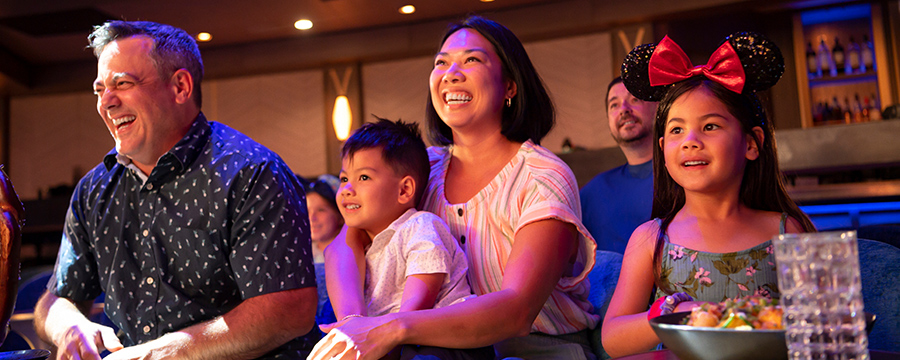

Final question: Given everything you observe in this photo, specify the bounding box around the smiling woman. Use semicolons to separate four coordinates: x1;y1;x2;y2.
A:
313;15;600;360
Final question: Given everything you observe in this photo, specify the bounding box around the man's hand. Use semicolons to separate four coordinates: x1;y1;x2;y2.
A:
53;322;122;360
100;332;189;360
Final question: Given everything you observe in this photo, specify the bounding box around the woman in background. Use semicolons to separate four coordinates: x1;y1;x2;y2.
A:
306;175;343;263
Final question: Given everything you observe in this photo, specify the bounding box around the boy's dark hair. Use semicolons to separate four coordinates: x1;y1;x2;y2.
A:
341;118;430;207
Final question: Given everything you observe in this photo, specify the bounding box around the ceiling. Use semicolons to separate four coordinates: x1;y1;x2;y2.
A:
0;0;556;86
0;0;860;95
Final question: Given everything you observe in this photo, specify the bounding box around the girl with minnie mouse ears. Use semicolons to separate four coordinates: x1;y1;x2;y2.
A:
601;32;816;357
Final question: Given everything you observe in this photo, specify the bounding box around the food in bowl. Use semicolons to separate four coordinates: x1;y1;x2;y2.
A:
684;295;783;330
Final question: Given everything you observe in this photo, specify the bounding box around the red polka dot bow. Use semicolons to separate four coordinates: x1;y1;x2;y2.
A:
648;35;746;94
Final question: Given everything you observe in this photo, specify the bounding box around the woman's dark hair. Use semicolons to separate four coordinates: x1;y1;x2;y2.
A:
424;15;554;146
650;78;816;294
304;177;340;214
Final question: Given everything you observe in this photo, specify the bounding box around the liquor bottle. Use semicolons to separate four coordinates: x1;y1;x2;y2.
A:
852;94;863;122
861;34;875;72
832;37;845;75
861;96;871;121
817;39;832;77
831;96;843;121
846;37;860;74
813;102;825;123
869;93;882;120
806;42;818;78
843;97;852;123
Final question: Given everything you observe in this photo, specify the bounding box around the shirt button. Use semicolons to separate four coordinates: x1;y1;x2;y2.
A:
460;235;466;244
457;208;463;216
146;183;153;190
142;229;149;237
143;325;151;333
146;277;154;285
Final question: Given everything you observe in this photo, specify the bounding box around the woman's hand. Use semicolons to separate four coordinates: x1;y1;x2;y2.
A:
309;316;401;360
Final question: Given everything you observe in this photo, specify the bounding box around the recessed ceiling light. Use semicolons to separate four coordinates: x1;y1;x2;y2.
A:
480;0;495;2
294;19;313;30
196;32;212;42
399;5;416;14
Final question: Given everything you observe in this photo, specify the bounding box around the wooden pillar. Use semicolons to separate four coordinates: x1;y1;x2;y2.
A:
323;63;362;175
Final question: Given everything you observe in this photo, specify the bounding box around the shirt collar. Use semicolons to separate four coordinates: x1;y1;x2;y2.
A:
371;208;418;241
103;112;211;176
626;159;653;178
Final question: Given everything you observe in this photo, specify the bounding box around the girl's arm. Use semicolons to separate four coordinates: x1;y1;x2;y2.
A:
785;216;805;234
323;226;369;319
601;220;664;358
310;219;578;360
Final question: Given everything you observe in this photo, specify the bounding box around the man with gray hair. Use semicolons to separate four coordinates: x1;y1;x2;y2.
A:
34;20;318;359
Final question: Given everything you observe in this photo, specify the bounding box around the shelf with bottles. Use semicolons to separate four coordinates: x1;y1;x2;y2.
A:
808;71;876;87
792;3;892;128
811;92;882;126
804;33;877;84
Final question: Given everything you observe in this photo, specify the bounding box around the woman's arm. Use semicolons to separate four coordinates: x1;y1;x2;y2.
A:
601;221;664;358
323;226;369;319
310;219;578;360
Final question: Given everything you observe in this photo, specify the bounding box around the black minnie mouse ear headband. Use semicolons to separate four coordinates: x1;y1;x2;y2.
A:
621;32;785;102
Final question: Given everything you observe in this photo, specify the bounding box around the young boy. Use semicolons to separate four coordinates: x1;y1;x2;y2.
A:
336;118;471;318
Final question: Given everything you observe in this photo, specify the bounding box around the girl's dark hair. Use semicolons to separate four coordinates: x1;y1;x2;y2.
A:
650;78;816;294
425;15;554;146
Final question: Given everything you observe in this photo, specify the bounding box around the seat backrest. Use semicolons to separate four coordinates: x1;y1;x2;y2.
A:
15;268;53;313
858;238;900;352
587;250;624;360
313;263;336;329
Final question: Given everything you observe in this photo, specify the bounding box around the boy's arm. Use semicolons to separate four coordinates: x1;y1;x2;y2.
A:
398;273;445;312
324;226;369;319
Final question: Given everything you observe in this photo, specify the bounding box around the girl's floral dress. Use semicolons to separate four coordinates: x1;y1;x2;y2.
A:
654;214;785;302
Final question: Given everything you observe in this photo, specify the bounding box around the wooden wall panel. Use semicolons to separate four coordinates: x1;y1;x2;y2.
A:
205;70;327;178
10;93;109;199
526;32;615;153
361;56;433;139
8;32;618;200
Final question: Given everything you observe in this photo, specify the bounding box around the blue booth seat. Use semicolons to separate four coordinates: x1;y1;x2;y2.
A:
858;238;900;352
587;250;624;360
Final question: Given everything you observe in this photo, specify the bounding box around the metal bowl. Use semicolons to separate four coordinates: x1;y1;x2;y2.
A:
649;312;877;360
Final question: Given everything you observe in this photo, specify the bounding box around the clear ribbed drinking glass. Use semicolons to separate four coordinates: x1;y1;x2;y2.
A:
773;231;869;360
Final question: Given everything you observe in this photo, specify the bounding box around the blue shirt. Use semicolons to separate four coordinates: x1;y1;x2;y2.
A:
51;114;317;358
580;161;653;254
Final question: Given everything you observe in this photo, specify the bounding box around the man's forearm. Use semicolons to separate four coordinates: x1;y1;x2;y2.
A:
34;291;94;345
150;287;318;360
